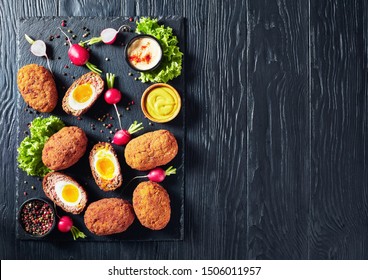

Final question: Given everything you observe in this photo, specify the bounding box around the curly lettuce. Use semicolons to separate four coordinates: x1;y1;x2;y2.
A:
17;116;65;177
136;17;183;83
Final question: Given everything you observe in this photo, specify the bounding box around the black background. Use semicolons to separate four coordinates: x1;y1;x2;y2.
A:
1;0;368;259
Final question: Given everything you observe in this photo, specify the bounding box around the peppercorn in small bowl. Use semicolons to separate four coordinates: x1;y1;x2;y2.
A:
18;197;56;238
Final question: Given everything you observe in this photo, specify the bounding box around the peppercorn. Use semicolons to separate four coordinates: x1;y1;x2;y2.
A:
20;200;54;236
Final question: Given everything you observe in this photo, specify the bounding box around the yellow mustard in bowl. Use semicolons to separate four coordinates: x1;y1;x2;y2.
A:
141;83;181;123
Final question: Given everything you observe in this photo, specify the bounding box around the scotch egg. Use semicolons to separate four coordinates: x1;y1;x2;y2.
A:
89;142;122;191
62;72;104;116
42;172;88;214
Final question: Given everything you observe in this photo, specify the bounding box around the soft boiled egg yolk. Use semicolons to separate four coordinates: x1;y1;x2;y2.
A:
68;83;96;110
61;184;79;203
55;181;81;207
72;84;93;103
94;150;117;180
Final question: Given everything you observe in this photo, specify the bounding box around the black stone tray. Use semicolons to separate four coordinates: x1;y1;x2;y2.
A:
16;16;185;241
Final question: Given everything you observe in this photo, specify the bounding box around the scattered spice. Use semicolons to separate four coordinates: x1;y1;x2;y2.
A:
20;199;55;236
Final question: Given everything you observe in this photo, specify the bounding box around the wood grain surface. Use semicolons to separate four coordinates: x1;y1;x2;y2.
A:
1;0;367;259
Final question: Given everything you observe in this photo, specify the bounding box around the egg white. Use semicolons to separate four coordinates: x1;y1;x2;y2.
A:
93;149;119;180
54;181;82;207
68;83;97;111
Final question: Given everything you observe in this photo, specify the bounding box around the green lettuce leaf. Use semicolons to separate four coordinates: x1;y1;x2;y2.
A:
17;116;65;177
136;17;183;83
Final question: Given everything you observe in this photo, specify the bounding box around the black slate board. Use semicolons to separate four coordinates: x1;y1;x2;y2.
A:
16;16;185;241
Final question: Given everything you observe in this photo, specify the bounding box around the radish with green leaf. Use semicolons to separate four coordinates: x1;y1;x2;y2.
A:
104;73;144;145
57;216;87;241
58;28;102;74
105;73;123;129
125;166;176;188
82;25;131;45
25;34;52;73
112;121;144;145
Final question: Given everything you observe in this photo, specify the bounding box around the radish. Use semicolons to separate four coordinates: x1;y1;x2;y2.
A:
104;73;144;145
25;34;52;74
126;166;176;188
82;25;131;45
105;73;123;130
57;215;87;240
58;28;102;74
144;166;177;182
113;121;143;145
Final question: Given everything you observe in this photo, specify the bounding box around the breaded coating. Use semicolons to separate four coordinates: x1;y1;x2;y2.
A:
17;64;58;112
42;126;88;170
124;130;178;171
133;181;171;230
84;198;135;235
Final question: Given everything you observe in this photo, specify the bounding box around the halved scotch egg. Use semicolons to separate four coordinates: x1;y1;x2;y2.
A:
62;72;104;116
42;172;87;214
89;142;122;191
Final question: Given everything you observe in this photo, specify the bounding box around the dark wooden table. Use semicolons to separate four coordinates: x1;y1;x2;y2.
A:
1;0;367;260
